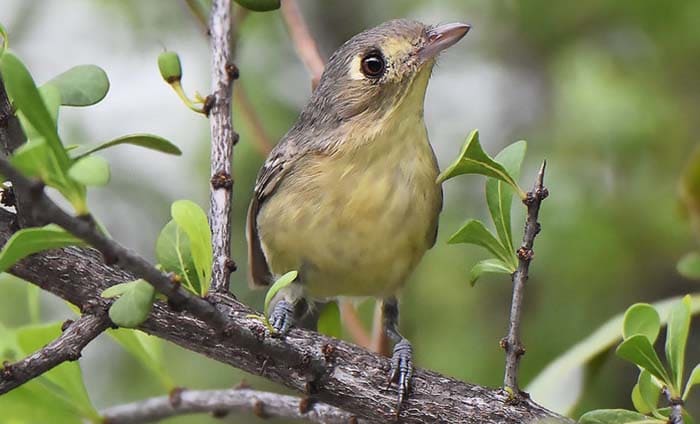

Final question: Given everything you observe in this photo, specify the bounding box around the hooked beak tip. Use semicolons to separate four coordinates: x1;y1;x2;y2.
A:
421;22;471;60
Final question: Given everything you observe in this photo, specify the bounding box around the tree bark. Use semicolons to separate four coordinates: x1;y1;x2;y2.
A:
0;210;572;423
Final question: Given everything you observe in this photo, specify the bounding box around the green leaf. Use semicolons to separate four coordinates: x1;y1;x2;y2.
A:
468;258;514;286
623;303;661;343
44;65;109;106
155;219;201;294
616;335;671;384
633;370;660;414
317;302;341;338
0;224;84;272
13;322;99;420
579;409;662;424
101;282;133;299
683;363;700;400
437;129;524;197
11;139;63;186
264;270;298;317
74;134;182;160
107;328;173;389
108;279;156;328
171;200;212;295
527;294;700;415
0;22;7;57
486;140;527;252
68;155;110;186
666;295;691;392
233;0;281;12
448;219;514;265
677;252;700;279
0;51;68;165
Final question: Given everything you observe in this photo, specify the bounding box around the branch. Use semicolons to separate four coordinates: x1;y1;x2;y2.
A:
0;211;572;423
101;386;365;424
502;161;549;392
280;0;325;90
664;387;684;424
0;160;228;332
0;74;32;227
0;312;111;394
207;0;237;295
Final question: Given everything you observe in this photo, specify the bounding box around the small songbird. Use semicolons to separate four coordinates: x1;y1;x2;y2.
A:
246;19;470;407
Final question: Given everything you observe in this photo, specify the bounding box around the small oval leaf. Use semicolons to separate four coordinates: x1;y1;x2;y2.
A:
264;270;298;317
469;258;514;286
616;335;671;384
108;280;156;328
448;219;514;266
666;295;691;391
74;134;182;160
0;224;84;272
171;200;212;295
68;155;110;186
623;303;660;343
579;409;661;424
45;64;109;106
437;129;524;197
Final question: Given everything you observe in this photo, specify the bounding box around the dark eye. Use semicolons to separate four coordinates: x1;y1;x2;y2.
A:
361;51;386;78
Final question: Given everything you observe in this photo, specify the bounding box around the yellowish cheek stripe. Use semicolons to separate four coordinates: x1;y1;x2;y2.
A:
348;55;364;80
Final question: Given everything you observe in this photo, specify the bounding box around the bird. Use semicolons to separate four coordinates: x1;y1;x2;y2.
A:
246;18;470;409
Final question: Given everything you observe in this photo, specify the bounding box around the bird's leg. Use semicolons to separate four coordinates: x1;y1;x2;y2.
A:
381;296;413;409
269;284;303;335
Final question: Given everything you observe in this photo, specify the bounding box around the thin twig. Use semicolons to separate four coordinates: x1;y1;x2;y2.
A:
100;387;365;424
502;161;548;392
207;0;236;294
280;0;325;90
0;156;228;332
0;312;110;394
664;387;684;424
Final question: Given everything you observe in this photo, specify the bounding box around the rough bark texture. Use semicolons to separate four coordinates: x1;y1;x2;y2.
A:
0;312;111;394
503;162;548;392
0;210;573;423
101;387;365;424
207;0;236;294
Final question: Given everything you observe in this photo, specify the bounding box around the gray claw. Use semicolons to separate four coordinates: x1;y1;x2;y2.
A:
388;338;413;409
270;299;294;335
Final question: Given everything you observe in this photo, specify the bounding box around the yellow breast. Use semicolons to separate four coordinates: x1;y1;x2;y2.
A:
257;110;441;299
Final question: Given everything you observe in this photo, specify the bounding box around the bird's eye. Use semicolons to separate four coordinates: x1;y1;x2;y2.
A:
360;51;386;78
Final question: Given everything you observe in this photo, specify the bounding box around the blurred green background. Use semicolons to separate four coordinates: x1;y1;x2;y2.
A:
1;0;699;421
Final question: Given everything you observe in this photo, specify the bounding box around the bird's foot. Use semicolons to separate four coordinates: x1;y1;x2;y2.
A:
387;338;413;411
270;299;295;336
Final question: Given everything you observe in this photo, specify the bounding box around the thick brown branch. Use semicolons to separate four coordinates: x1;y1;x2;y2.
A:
0;210;572;423
0;312;110;394
280;0;325;90
502;161;548;392
207;0;236;295
100;387;364;424
0;156;228;332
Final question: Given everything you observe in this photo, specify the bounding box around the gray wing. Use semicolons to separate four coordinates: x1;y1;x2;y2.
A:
246;140;301;288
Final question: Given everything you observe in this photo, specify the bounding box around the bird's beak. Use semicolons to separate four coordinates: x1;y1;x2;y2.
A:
419;22;471;61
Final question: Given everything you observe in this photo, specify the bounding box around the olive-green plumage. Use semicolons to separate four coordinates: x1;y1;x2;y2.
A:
247;19;466;303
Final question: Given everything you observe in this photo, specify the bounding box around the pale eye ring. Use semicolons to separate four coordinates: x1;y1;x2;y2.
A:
360;51;386;78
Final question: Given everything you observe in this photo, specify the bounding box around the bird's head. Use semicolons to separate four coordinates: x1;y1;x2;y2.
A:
300;19;470;130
